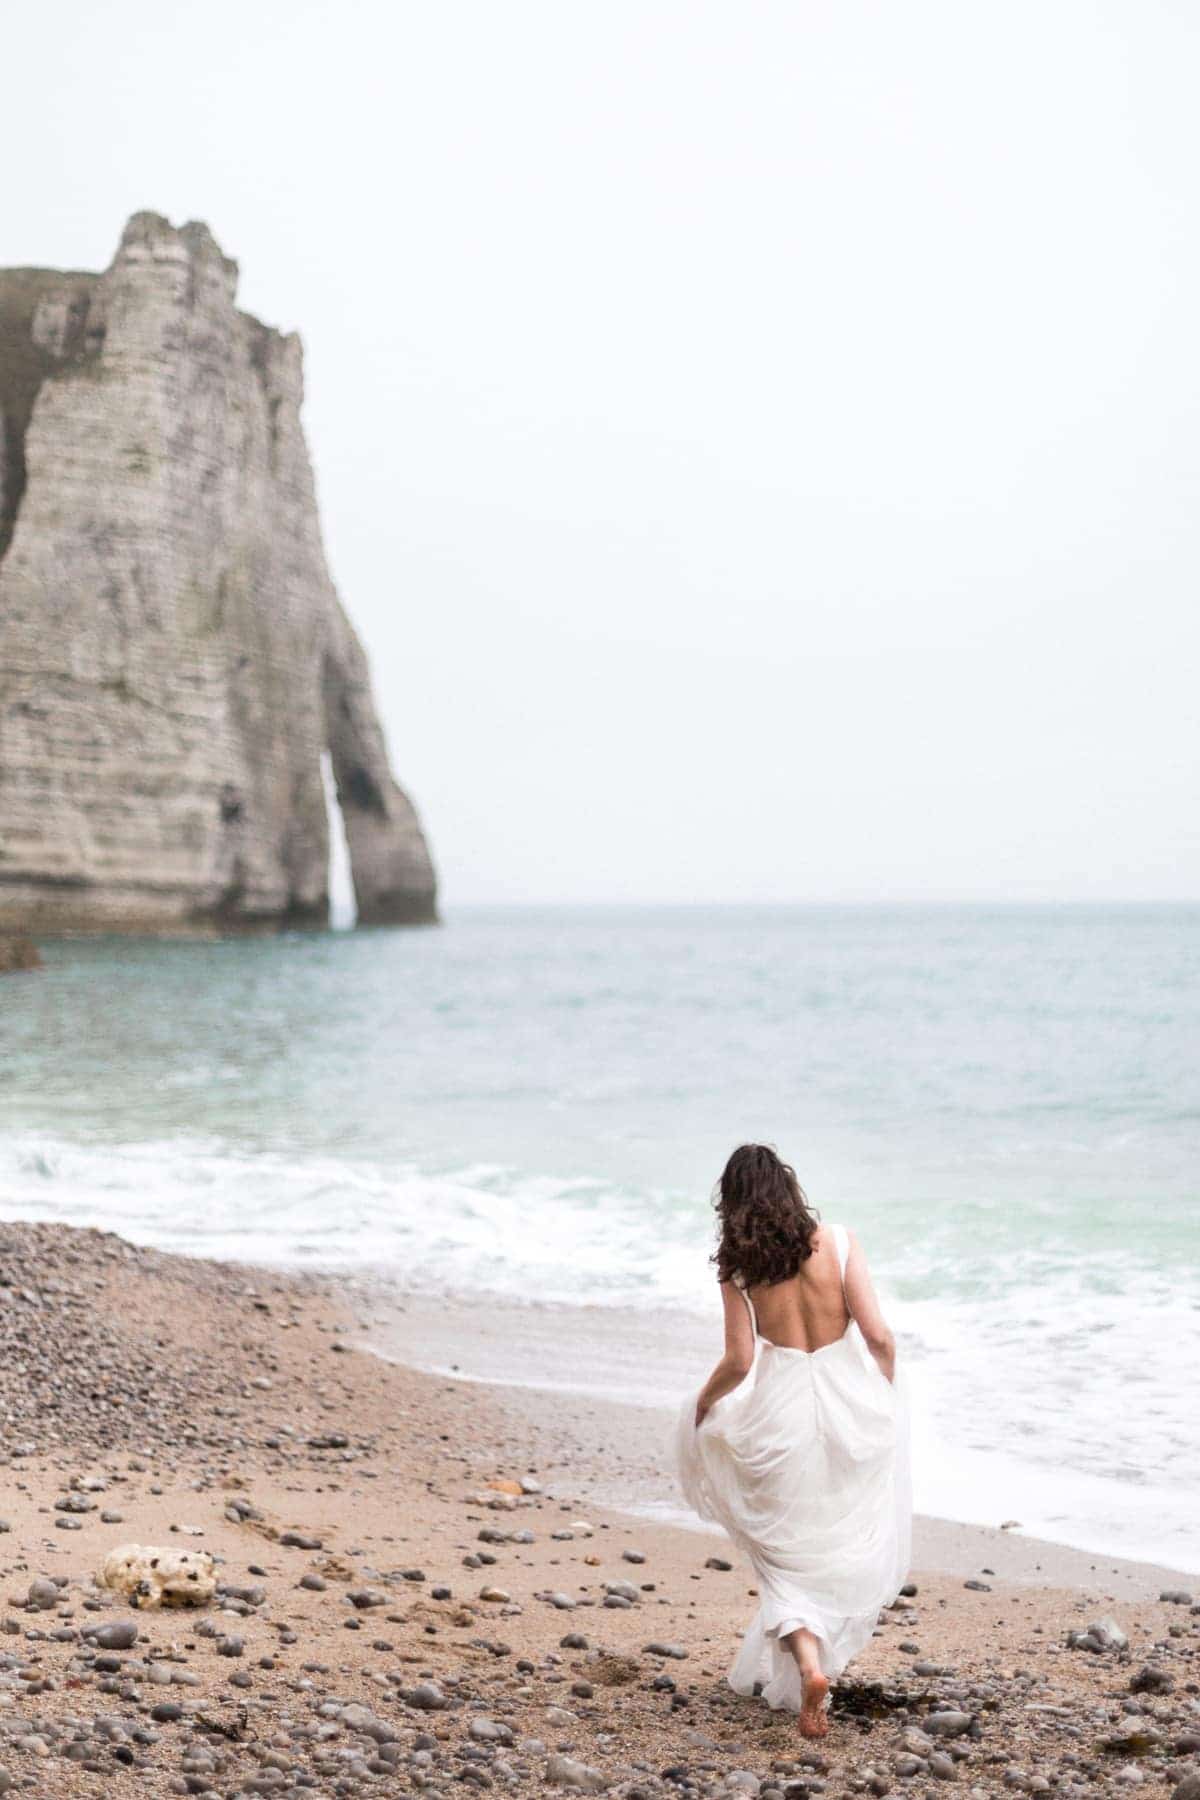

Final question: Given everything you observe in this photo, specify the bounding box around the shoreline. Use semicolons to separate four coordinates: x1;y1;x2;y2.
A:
360;1352;1197;1603
1;1220;1197;1799
356;1286;1200;1585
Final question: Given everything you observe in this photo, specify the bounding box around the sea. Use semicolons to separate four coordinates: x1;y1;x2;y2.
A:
1;904;1197;1572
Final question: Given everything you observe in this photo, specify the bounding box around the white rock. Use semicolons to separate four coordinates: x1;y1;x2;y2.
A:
546;1752;607;1792
0;212;436;936
97;1543;215;1609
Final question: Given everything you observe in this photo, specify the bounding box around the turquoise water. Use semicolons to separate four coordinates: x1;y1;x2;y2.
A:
1;905;1197;1567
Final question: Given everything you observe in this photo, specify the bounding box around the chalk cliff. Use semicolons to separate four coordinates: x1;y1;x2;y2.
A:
0;212;436;934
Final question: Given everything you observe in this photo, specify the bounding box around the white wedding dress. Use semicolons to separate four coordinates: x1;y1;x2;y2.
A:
675;1223;912;1712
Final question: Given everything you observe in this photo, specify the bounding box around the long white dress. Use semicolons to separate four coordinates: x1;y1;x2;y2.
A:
675;1223;912;1712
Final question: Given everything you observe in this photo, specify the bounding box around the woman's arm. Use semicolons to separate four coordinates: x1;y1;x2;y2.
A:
843;1229;896;1382
694;1282;756;1426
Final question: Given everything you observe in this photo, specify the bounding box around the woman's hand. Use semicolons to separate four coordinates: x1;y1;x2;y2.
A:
694;1396;710;1429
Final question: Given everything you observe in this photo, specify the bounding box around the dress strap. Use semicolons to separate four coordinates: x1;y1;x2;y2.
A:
736;1280;758;1339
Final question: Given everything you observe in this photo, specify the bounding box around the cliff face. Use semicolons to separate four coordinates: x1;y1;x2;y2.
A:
0;212;436;934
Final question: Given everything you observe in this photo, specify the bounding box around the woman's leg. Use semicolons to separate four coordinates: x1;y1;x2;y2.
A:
783;1627;829;1737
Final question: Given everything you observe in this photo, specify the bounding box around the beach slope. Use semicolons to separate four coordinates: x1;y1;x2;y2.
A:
1;1222;1196;1798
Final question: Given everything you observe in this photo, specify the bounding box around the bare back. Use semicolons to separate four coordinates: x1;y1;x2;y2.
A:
746;1226;851;1352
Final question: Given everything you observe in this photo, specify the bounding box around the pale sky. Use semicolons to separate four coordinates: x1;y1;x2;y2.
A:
6;1;1198;904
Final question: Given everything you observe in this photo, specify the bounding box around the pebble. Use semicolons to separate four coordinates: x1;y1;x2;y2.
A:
1068;1613;1129;1652
407;1682;447;1710
348;1587;387;1609
1130;1663;1174;1694
54;1491;95;1513
469;1717;514;1744
89;1619;139;1650
924;1710;973;1737
546;1751;607;1791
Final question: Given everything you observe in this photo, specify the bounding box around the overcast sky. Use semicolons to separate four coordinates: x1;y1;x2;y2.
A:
6;1;1198;904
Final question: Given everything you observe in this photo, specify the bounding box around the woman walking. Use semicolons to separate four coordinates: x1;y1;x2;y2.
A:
676;1144;911;1738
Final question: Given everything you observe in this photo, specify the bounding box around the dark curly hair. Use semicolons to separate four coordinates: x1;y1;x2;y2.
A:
711;1143;820;1288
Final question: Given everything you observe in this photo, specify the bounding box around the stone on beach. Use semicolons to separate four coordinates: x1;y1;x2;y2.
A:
98;1543;216;1609
546;1750;608;1790
1068;1614;1128;1652
85;1618;139;1650
924;1709;974;1736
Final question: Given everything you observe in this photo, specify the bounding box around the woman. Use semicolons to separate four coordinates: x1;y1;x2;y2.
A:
676;1144;911;1738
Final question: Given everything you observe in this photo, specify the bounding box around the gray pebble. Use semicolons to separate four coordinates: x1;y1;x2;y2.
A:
469;1717;514;1744
91;1619;139;1650
925;1710;973;1737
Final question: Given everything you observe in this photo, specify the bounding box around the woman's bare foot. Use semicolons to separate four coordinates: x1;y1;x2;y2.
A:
799;1669;830;1737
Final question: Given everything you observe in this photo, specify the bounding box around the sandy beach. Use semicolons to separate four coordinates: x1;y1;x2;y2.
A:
1;1221;1197;1800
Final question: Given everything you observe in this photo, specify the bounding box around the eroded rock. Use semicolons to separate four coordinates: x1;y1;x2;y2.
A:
97;1543;216;1609
0;212;436;937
